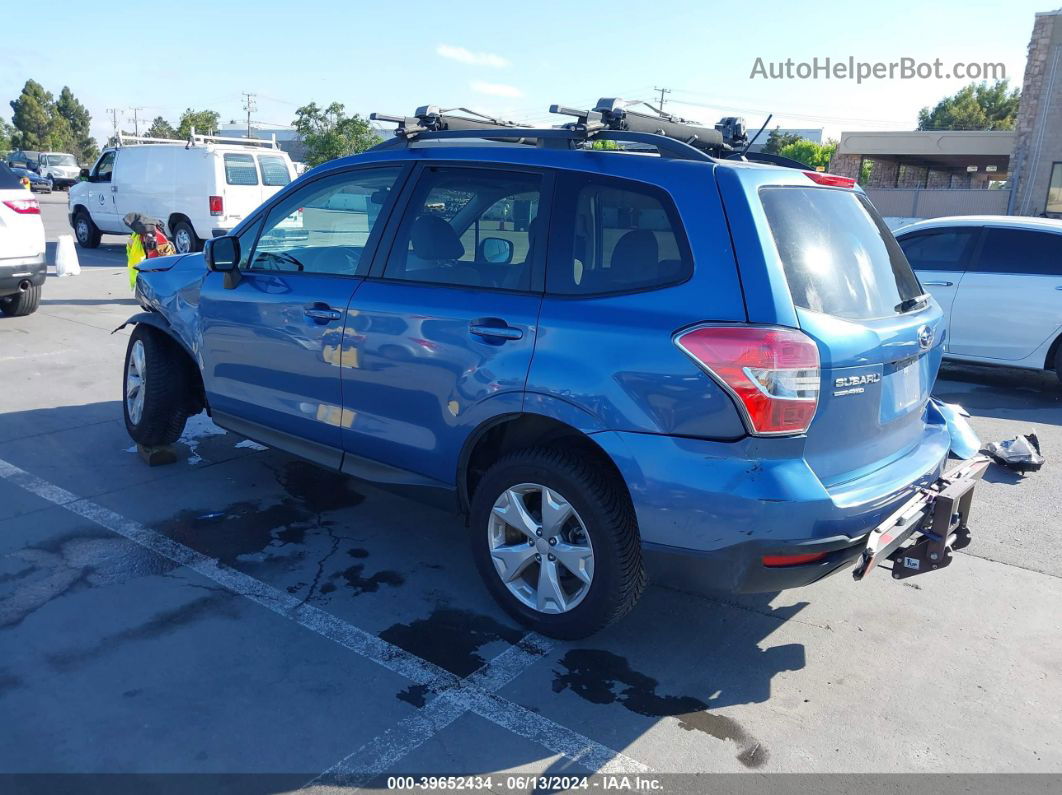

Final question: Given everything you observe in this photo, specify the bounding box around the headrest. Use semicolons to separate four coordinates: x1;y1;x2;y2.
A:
610;229;658;278
411;215;464;261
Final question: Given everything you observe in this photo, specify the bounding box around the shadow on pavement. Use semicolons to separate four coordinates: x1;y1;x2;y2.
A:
934;361;1062;425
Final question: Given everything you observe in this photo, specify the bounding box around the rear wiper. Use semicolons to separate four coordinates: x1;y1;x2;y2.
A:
895;294;929;313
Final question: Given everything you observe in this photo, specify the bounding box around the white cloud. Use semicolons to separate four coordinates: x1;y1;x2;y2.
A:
470;80;524;99
436;44;510;68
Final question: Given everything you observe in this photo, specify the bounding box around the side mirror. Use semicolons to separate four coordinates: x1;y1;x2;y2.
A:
205;236;240;272
479;236;514;264
79;167;90;180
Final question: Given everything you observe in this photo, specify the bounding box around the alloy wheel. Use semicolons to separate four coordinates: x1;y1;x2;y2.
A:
487;483;595;614
126;339;146;425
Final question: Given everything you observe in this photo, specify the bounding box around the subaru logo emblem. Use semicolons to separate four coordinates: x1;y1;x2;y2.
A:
918;325;933;350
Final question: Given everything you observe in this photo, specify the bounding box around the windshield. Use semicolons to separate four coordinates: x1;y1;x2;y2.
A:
46;154;77;166
759;186;924;320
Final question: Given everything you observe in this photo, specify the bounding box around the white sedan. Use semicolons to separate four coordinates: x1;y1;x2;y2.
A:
895;215;1062;382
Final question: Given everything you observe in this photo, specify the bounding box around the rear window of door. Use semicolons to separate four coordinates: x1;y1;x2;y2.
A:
382;166;545;291
258;155;291;187
976;227;1062;276
760;186;923;320
898;228;978;272
546;174;692;296
224;153;259;186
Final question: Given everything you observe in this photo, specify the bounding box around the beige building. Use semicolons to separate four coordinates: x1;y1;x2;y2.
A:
829;8;1062;224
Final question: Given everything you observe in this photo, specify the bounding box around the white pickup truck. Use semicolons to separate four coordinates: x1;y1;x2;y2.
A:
68;131;295;254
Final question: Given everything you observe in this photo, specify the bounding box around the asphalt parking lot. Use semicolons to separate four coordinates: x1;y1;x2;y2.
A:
2;192;1060;787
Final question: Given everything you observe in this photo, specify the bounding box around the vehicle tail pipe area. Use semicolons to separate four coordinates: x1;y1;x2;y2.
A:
18;280;30;292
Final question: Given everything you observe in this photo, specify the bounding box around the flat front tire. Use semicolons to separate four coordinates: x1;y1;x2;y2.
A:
123;325;191;447
470;446;645;639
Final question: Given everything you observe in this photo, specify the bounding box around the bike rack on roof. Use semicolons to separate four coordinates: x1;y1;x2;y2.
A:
370;99;813;170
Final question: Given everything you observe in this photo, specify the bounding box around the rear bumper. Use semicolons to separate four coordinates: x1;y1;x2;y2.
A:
0;254;47;297
592;412;951;594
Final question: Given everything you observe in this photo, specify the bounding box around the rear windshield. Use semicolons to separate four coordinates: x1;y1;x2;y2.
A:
224;153;259;186
760;186;923;320
258;155;291;187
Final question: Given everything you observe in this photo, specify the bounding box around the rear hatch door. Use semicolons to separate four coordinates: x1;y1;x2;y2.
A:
0;166;45;261
728;171;944;488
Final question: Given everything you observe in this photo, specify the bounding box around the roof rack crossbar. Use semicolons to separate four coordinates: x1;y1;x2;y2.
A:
117;128;279;149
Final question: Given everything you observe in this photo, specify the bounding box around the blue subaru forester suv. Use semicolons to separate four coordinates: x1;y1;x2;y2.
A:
120;102;987;638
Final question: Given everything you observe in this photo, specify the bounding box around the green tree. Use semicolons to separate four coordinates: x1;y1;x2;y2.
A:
146;116;177;139
917;80;1020;131
0;119;14;152
176;108;221;138
763;128;802;154
779;139;838;171
55;86;97;161
292;102;380;167
9;79;55;150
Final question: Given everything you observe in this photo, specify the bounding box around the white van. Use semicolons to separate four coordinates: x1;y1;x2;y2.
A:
68;132;295;254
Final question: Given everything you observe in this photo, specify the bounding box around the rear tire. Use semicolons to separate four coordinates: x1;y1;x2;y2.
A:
123;325;191;447
0;284;42;317
74;210;101;249
470;446;645;639
1054;344;1062;384
172;220;201;254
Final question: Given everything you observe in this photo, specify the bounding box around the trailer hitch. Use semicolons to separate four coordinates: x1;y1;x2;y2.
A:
852;455;990;581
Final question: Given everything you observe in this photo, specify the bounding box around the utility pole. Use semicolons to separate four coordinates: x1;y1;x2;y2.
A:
105;108;122;142
130;107;144;137
242;92;257;139
654;86;671;111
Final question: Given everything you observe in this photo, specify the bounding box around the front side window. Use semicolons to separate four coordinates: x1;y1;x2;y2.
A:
1047;163;1062;214
761;186;923;320
384;167;542;291
224;153;259;186
258;155;291;187
547;177;692;295
47;154;76;167
249;166;403;276
977;228;1062;276
898;228;977;272
94;152;116;182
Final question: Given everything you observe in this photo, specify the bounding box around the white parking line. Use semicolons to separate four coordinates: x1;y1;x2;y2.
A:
0;456;651;779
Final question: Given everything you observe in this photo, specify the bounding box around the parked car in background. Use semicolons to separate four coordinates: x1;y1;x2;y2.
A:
68;132;295;254
9;167;53;193
0;164;46;317
116;109;985;638
895;216;1062;382
34;152;80;189
7;150;80;188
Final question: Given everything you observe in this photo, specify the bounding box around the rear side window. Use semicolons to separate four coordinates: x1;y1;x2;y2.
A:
224;153;258;186
258;155;291;187
760;186;923;320
898;228;977;272
977;228;1062;275
548;177;691;295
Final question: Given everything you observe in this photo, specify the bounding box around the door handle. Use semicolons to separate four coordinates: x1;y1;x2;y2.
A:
110;185;118;193
1055;286;1062;291
469;322;524;341
921;280;953;287
304;306;342;322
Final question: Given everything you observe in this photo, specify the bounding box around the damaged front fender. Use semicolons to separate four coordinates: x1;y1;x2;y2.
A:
927;398;981;459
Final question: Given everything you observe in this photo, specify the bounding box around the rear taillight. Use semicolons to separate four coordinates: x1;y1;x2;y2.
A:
804;171;857;188
3;198;40;214
675;326;820;435
209;195;223;216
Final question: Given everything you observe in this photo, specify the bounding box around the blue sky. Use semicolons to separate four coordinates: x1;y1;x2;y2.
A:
1;0;1053;147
